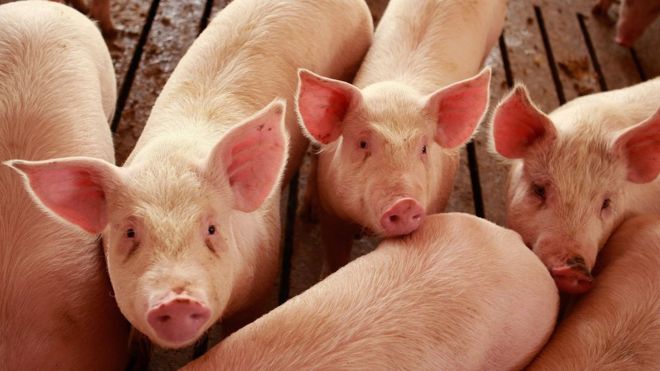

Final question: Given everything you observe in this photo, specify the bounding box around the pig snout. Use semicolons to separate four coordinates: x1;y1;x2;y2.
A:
147;295;211;347
380;198;425;237
549;256;593;294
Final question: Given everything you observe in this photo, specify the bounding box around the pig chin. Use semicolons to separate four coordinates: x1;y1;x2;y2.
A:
531;240;595;294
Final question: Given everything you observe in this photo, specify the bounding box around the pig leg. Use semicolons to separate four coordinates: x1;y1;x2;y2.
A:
319;209;358;278
614;0;660;47
89;0;116;38
300;154;320;223
67;0;90;13
592;0;614;15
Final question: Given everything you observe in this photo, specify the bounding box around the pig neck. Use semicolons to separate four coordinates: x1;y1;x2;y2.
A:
354;0;504;93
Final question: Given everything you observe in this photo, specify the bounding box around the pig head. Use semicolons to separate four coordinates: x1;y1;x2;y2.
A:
491;85;660;294
296;68;491;237
5;100;288;348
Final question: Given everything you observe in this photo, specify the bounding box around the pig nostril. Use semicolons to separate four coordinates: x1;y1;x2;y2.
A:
191;313;203;320
389;215;400;223
157;315;171;323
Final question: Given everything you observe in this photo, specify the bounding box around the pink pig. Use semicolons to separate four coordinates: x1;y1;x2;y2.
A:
7;0;373;349
0;2;128;368
491;78;660;294
593;0;660;47
183;214;559;371
529;214;660;369
295;0;507;275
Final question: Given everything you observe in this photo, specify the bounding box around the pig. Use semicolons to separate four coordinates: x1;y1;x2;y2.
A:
7;0;373;349
528;214;660;369
490;77;660;294
183;213;559;371
0;1;128;369
593;0;660;47
295;0;507;275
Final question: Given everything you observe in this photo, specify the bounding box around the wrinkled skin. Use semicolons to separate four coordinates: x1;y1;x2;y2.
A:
491;78;660;294
593;0;660;47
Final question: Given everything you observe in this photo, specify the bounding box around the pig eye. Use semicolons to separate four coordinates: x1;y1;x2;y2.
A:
421;145;427;154
601;198;611;210
126;228;136;238
532;184;546;200
208;225;216;235
359;140;368;149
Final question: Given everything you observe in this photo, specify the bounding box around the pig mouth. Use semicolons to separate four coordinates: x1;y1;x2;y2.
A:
549;257;594;294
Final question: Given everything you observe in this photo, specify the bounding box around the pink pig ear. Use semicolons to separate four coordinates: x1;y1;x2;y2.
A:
3;157;120;234
491;85;558;159
424;68;491;149
295;69;361;145
207;99;288;212
612;108;660;184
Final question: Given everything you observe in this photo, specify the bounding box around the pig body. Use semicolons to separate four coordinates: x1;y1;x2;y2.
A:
491;78;660;293
593;0;660;47
529;214;660;369
8;0;373;349
296;0;506;275
0;2;128;369
184;213;559;371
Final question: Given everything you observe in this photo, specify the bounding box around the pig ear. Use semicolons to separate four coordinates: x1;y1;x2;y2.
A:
424;68;491;149
490;84;557;159
295;68;361;145
207;99;288;212
3;157;121;234
612;108;660;183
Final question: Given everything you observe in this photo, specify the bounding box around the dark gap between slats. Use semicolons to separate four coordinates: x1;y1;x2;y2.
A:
198;0;215;33
110;0;161;133
192;332;209;360
466;141;484;218
629;48;648;81
577;13;608;92
279;172;299;304
498;33;514;88
534;5;566;105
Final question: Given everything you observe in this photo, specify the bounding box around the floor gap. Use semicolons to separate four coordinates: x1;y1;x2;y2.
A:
111;0;161;133
629;48;648;81
466;142;485;218
278;172;299;304
577;13;608;92
534;5;566;104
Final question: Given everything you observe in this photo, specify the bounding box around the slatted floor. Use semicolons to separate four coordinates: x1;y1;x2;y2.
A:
25;0;660;369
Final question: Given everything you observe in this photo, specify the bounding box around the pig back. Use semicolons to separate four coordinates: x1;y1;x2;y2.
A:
354;0;507;92
184;213;558;370
129;0;374;178
0;2;127;369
